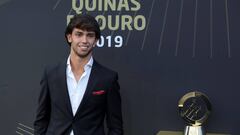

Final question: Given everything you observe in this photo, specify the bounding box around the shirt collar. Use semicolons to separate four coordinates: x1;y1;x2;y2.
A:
67;56;93;73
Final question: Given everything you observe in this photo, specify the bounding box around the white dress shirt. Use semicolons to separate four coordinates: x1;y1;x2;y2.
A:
66;56;93;135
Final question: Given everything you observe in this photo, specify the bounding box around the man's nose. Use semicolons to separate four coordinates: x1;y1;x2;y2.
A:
81;35;87;43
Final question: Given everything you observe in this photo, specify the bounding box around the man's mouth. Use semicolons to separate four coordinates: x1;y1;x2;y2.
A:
78;45;89;49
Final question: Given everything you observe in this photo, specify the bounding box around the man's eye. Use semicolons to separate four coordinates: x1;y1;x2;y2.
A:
75;33;82;36
88;34;95;37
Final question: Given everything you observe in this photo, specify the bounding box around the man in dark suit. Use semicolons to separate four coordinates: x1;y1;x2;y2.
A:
34;14;123;135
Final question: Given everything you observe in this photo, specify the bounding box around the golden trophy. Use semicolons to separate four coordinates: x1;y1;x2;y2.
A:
178;91;211;135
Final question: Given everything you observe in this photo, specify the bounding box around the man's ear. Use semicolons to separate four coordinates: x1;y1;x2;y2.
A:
67;34;72;43
93;39;99;47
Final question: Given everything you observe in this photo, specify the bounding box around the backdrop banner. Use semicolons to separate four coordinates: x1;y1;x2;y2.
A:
0;0;239;135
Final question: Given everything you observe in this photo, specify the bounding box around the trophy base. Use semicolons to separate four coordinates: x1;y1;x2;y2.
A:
156;130;230;135
184;126;205;135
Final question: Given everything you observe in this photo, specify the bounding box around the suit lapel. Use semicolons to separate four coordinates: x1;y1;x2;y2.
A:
57;60;74;117
74;60;100;116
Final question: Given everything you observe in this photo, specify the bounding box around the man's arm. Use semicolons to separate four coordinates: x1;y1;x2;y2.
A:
34;69;51;135
106;73;123;135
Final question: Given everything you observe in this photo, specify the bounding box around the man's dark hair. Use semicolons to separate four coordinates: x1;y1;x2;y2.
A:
65;14;101;45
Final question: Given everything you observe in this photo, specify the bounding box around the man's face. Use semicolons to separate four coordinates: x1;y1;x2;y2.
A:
67;28;98;58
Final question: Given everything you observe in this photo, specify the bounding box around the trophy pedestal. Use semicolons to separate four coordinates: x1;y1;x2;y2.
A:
156;130;230;135
184;126;205;135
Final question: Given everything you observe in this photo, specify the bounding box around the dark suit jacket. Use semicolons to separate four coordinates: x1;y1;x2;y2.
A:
34;59;123;135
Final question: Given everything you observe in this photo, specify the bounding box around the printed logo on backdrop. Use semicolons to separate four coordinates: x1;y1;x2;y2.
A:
67;0;146;48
